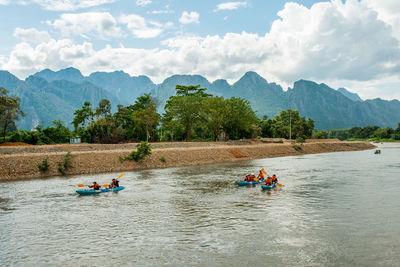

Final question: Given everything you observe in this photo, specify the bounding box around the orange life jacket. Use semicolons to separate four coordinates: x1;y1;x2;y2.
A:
266;178;272;185
272;176;277;183
93;183;100;190
258;173;264;179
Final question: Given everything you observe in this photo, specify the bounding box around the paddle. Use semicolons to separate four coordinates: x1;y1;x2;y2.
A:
77;174;123;187
276;183;284;187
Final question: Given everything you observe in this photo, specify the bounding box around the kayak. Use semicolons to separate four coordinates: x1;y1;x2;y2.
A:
236;181;260;186
76;186;125;195
261;183;276;190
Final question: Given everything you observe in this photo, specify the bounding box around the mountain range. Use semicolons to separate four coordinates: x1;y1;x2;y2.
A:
1;67;399;131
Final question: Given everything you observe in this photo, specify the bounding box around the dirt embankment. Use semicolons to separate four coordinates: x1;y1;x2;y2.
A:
0;140;375;181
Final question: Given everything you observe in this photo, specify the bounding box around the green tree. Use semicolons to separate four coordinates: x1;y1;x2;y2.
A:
72;101;94;130
271;109;314;139
85;117;125;144
113;94;160;141
258;115;273;138
133;103;160;142
164;85;211;141
95;99;111;118
202;96;227;141
0;87;25;142
222;97;259;140
160;111;185;141
372;127;393;139
42;120;72;143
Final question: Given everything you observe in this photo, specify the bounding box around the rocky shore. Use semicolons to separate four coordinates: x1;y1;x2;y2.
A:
0;139;375;181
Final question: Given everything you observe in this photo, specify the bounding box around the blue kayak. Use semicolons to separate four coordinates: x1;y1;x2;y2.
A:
76;186;125;195
261;183;276;190
236;181;260;186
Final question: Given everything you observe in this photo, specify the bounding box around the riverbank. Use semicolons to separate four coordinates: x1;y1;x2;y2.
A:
0;140;375;181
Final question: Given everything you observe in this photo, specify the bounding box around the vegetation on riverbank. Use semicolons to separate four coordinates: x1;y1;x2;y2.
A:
1;85;315;145
321;124;400;142
4;82;399;146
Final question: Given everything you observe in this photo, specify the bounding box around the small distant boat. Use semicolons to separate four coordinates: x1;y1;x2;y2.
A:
76;186;125;195
261;183;277;190
374;150;381;154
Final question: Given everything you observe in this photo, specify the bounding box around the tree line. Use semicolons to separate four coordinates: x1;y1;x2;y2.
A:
1;85;316;144
322;125;400;141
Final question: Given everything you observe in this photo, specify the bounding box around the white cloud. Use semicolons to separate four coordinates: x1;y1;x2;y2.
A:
29;0;116;11
179;11;200;24
150;5;173;14
362;0;400;39
2;38;95;77
2;0;400;100
119;14;168;38
264;0;400;83
214;1;247;12
1;0;116;9
136;0;151;7
13;28;51;43
48;12;123;39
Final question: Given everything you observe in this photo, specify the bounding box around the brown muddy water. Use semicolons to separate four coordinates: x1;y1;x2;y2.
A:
1;143;399;266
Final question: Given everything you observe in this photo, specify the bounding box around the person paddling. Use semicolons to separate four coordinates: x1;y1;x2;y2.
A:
257;169;265;181
265;176;273;186
89;182;100;190
271;174;278;184
111;178;119;188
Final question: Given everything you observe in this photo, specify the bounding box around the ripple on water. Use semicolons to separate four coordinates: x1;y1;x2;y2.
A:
1;148;400;266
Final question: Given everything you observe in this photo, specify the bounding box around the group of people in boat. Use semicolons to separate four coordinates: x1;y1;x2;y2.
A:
244;169;278;186
88;178;119;190
375;149;381;154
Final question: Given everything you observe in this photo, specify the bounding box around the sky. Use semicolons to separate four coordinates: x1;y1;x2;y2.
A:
0;0;399;100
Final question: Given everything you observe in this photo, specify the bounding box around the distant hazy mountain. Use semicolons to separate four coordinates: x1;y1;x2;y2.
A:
1;67;400;130
0;71;119;130
337;87;363;102
34;67;85;84
34;68;156;105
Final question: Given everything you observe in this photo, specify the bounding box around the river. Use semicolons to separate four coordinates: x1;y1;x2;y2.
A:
1;143;399;266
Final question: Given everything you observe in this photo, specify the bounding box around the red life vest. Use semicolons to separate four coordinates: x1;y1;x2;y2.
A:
93;183;100;190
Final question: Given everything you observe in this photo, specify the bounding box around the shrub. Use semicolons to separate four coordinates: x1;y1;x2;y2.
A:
160;156;166;163
57;162;65;175
312;131;324;139
124;141;152;162
277;139;284;143
57;152;73;175
292;144;302;151
63;152;73;169
38;158;50;172
296;136;305;143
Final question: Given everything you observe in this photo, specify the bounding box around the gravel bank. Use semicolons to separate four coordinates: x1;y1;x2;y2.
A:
0;140;375;181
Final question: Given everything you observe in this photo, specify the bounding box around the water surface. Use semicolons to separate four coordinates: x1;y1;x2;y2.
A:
1;143;399;266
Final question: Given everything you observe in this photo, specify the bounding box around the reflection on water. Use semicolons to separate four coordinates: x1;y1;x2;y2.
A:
1;143;400;266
